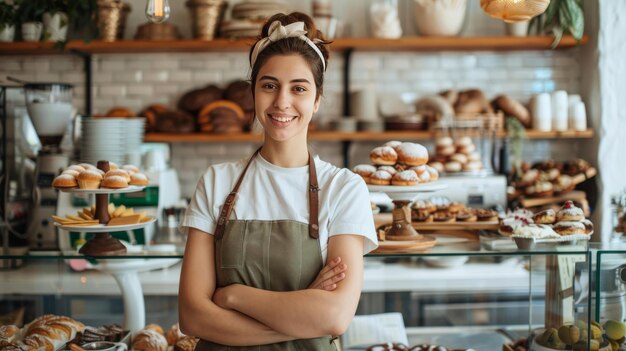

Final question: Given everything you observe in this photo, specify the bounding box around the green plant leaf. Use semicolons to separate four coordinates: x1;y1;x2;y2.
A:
551;25;564;49
565;0;585;39
544;0;561;25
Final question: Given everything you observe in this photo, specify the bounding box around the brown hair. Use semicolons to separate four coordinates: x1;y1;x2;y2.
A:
249;12;330;100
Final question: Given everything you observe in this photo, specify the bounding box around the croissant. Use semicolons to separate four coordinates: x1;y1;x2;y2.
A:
174;336;198;351
132;329;168;351
166;323;185;346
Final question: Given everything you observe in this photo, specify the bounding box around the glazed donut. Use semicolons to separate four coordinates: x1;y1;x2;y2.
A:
396;142;429;166
554;221;586;236
369;146;398;166
556;200;584;221
369;170;392;185
377;165;397;176
391;170;419;186
383;140;402;149
353;164;377;183
533;209;556;224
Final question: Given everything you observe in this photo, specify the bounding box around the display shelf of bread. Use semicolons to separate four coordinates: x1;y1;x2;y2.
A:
498;201;593;250
51;161;154;256
428;136;486;174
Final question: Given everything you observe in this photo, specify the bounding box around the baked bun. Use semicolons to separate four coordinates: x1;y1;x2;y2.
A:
132;329;168;351
78;163;95;170
77;169;104;189
0;325;20;343
396;142;428;166
53;174;78;188
435;137;453;148
105;169;131;182
444;161;462;173
556;200;584;221
145;324;165;336
178;85;223;115
425;165;439;181
101;175;129;189
108;162;119;170
121;165;140;175
391;170;419;186
428;162;444;173
369;170;392;185
105;107;135;118
533;209;556;224
369;146;398;166
166;323;185;346
382;140;402;149
130;173;149;186
173;336;198;351
67;165;86;173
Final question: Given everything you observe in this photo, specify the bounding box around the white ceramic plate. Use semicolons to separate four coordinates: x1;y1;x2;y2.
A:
58;185;145;194
368;183;448;201
55;217;156;232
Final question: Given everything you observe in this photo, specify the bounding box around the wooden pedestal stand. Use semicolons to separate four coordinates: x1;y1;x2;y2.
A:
544;253;587;328
387;200;421;240
78;160;127;256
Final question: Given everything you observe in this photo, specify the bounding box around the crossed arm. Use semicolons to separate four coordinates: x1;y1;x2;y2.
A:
178;227;364;346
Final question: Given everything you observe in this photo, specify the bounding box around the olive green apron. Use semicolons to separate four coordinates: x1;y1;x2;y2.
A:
196;148;337;351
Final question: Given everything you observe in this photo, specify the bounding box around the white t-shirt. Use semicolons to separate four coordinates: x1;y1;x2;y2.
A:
180;154;378;262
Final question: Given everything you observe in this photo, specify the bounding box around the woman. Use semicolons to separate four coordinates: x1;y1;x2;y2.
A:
178;12;378;350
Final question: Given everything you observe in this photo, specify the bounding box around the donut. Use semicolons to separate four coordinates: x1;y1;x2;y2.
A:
101;175;128;189
53;174;78;188
435;137;453;148
467;151;481;162
450;153;468;164
463;161;483;172
369;146;398;166
444;161;462;173
554;221;586;235
130;173;149;186
369;170;392;185
418;170;431;183
377;165;397;176
412;200;436;214
428;162;444;173
391;170;419;186
396;142;429;166
436;145;456;157
581;219;594;234
353;164;377;183
61;169;80;178
455;136;472;147
458;143;476;155
425;165;439;181
105;169;131;182
556;200;584;221
383;140;402;149
533;209;556;224
408;165;427;176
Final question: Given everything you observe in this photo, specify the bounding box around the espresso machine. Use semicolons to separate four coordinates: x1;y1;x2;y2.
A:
23;82;75;250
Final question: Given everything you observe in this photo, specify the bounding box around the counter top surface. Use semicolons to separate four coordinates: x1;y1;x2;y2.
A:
0;258;536;295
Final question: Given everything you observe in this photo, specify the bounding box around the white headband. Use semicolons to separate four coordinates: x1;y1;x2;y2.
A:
250;21;326;71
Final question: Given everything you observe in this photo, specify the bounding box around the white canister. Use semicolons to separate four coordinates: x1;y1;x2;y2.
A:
531;93;552;131
551;90;568;131
350;86;379;121
21;22;43;42
569;101;587;131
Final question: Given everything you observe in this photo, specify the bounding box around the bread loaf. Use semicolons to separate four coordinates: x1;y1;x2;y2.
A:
198;100;246;134
139;104;169;132
155;110;196;133
492;95;531;127
224;80;254;112
178;85;223;115
454;89;490;115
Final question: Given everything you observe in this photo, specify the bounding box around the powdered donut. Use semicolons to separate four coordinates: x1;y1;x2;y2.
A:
435;137;453;148
396;142;428;166
426;165;439;181
353;164;377;182
556;200;584;222
383;140;402;149
554;221;586;235
408;165;427;176
391;170;419;186
369;170;393;185
370;146;398;166
377;165;397;176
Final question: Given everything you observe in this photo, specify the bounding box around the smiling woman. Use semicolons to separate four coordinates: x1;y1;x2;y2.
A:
178;11;378;351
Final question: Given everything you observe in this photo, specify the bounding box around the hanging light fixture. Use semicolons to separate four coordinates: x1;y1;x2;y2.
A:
480;0;550;23
146;0;171;23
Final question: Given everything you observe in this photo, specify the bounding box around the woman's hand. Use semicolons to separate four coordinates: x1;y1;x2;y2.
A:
308;257;347;291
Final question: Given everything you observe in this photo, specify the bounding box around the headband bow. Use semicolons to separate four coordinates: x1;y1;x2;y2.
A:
250;21;326;71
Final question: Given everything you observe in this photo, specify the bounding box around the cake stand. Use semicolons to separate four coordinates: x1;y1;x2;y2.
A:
368;183;447;245
56;161;152;256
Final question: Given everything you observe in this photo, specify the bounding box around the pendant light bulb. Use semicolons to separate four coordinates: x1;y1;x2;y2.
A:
146;0;170;23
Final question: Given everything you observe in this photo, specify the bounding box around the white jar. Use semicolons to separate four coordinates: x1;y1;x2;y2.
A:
531;93;552;131
551;90;568;131
570;101;587;131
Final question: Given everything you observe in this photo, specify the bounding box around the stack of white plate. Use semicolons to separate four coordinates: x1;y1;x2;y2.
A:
80;118;146;166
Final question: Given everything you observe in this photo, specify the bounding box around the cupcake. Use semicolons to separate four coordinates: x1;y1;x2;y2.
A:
76;170;103;189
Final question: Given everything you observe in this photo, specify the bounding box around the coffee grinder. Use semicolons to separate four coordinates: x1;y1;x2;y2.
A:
23;82;74;250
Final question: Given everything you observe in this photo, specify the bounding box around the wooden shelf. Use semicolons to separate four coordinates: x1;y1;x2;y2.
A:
0;35;588;55
144;129;594;143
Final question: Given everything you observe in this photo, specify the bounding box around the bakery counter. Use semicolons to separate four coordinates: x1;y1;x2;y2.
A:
0;258;537;296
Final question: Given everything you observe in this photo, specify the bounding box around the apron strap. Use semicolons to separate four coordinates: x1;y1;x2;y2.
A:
214;147;320;240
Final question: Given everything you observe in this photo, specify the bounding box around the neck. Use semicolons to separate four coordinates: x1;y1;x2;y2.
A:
260;138;309;168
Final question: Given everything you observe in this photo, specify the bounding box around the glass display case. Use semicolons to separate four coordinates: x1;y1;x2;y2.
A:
0;239;602;350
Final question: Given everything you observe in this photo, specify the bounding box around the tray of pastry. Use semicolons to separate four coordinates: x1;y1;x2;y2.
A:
52;204;155;232
61;324;131;351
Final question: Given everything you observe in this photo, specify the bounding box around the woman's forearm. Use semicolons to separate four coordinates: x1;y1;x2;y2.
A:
179;299;295;346
225;285;352;339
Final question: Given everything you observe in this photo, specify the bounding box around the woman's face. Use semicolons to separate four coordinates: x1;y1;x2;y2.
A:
255;54;320;143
